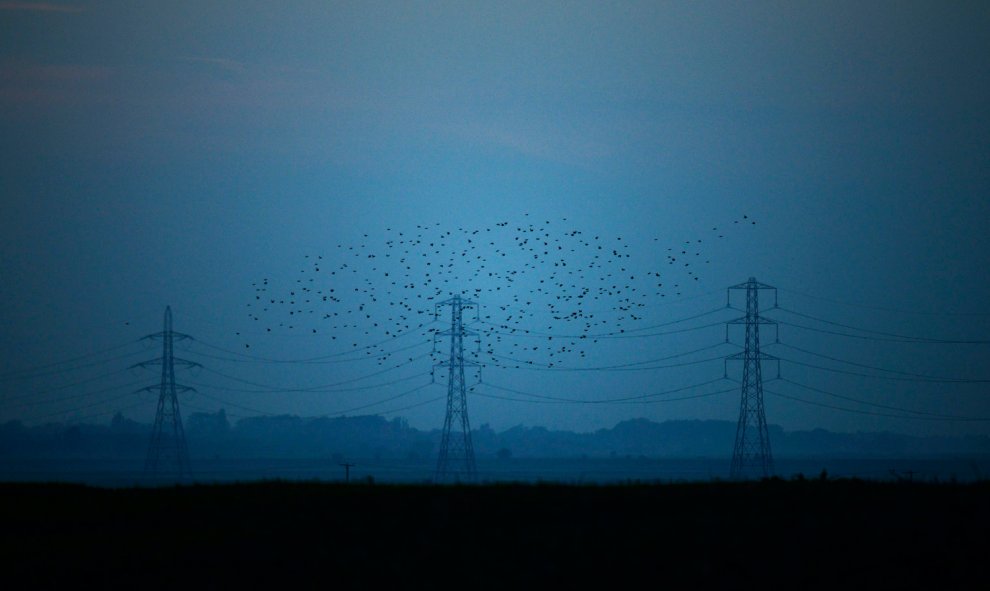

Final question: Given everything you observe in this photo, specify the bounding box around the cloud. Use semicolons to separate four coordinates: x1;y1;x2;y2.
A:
0;2;84;11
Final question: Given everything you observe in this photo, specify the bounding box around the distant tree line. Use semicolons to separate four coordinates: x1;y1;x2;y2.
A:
2;412;989;461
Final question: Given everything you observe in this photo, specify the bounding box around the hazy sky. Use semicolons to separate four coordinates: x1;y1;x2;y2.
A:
2;1;989;438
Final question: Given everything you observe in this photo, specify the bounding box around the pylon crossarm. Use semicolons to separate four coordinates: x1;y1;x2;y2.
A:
727;316;777;325
728;279;776;291
726;351;778;361
131;357;200;370
130;359;163;369
435;360;482;368
140;331;193;341
437;296;477;307
436;327;478;337
133;383;195;396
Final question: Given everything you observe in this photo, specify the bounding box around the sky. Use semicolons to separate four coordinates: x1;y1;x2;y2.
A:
1;1;989;438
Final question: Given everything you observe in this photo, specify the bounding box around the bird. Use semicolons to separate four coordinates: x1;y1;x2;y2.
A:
235;213;757;372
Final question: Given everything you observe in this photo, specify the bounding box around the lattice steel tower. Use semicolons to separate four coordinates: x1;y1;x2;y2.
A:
433;294;479;483
133;306;198;480
726;278;778;479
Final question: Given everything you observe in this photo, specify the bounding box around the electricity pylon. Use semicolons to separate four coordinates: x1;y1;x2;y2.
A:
726;278;778;480
132;306;198;480
433;294;479;483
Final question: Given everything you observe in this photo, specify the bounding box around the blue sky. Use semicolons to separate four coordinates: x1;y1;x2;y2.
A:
1;1;989;436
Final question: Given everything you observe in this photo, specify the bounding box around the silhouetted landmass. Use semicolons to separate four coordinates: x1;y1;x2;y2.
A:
2;412;988;461
1;479;987;587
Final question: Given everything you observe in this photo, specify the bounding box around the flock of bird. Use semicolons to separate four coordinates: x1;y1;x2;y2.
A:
242;214;756;369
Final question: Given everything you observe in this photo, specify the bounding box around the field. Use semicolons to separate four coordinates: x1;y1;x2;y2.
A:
2;456;987;486
2;479;988;588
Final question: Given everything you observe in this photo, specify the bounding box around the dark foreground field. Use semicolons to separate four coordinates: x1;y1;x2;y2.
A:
2;479;988;588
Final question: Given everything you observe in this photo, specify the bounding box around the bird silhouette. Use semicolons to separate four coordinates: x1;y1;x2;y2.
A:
240;214;756;368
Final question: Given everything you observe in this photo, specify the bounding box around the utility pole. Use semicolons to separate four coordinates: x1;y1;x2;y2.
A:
433;294;479;483
132;306;198;481
340;462;355;483
726;278;778;480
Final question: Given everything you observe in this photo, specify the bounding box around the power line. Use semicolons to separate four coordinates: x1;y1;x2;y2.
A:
323;381;437;416
478;377;731;404
186;371;431;395
777;377;989;420
0;347;147;382
180;400;226;415
765;389;990;421
194;389;281;417
197;352;432;392
188;320;439;364
777;286;990;318
181;307;432;340
483;351;730;372
3;378;146;408
480;319;726;340
0;340;143;381
474;385;737;406
578;306;730;336
776;319;990;344
779;356;990;383
374;394;446;417
0;367;138;403
773;342;986;382
54;400;149;425
185;337;432;365
22;388;141;423
480;342;729;371
774;307;990;343
188;383;443;420
483;287;725;317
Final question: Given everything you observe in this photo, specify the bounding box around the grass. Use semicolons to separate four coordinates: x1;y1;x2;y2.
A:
1;478;988;587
